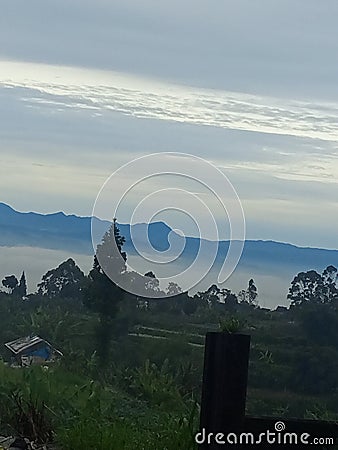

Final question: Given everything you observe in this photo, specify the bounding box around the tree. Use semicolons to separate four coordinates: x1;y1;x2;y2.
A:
220;288;238;310
83;219;127;365
197;284;221;309
182;294;198;316
248;279;258;305
15;271;27;298
37;259;85;298
238;279;258;306
2;275;18;294
288;270;322;306
144;271;160;293
322;265;338;303
299;302;338;348
288;266;338;306
166;291;188;315
166;282;182;296
237;289;248;303
96;218;127;276
85;255;125;317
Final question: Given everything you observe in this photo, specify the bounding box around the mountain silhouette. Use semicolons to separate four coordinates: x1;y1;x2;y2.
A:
0;202;337;284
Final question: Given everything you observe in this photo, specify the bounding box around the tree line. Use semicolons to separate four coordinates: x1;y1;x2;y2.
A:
1;220;337;365
2;220;337;312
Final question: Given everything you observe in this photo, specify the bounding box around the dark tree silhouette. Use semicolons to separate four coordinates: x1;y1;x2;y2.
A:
2;275;19;294
16;271;27;298
321;265;338;303
197;284;221;309
237;289;247;303
144;271;160;293
83;219;127;365
238;279;258;305
181;294;198;316
96;218;127;276
37;259;85;298
220;288;238;309
248;278;258;305
166;282;182;296
288;270;323;306
288;266;338;306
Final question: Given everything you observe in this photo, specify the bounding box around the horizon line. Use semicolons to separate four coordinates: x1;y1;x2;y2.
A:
1;201;337;252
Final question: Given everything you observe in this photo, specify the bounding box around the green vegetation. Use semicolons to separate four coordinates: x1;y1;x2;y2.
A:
0;223;337;448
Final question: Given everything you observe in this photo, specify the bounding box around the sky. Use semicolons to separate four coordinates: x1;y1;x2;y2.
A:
0;0;338;249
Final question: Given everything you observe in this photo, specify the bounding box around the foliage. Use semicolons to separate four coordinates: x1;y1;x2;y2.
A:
288;266;338;306
37;258;85;298
166;282;183;296
219;315;247;333
16;271;27;298
57;406;198;450
144;271;161;294
182;295;198;316
2;275;18;294
6;391;53;443
248;278;258;304
96;218;127;275
0;360;198;449
83;220;128;364
117;358;184;409
291;346;338;394
2;253;338;446
304;404;338;421
298;302;338;347
199;284;221;308
238;279;258;305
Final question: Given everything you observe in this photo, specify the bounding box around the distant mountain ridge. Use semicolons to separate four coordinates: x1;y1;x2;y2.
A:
0;202;174;255
0;202;337;279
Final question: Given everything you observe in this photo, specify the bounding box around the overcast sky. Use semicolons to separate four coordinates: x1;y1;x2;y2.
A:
0;1;337;249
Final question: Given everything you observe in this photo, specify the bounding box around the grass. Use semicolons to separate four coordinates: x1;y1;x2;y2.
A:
0;361;198;449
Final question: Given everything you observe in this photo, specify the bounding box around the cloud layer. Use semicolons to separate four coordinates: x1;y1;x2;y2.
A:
0;0;337;251
2;61;338;143
1;1;338;101
0;63;337;250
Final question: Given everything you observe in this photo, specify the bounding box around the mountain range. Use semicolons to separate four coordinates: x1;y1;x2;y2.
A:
1;202;337;308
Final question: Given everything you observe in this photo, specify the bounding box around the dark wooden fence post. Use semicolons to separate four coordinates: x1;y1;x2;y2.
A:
198;332;251;449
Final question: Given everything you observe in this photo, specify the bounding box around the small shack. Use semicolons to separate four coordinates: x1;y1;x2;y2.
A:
4;335;63;366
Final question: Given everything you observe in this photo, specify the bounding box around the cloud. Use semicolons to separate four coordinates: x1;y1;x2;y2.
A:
2;61;338;143
1;1;337;101
0;61;337;250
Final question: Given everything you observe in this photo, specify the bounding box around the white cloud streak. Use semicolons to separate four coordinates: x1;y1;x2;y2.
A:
1;61;338;143
0;61;337;249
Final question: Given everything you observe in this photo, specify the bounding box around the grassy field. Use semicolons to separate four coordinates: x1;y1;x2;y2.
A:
1;290;338;448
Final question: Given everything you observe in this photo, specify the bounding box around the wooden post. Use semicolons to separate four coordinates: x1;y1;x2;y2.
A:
198;332;251;449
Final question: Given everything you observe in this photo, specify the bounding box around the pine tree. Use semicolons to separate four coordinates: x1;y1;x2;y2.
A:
83;219;127;365
17;271;27;298
96;218;127;277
